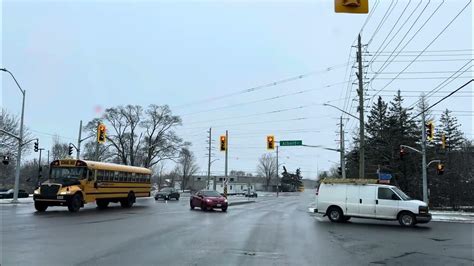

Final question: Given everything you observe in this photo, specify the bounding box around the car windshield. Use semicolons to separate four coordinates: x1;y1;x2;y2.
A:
160;188;172;192
201;191;221;197
50;167;86;181
392;187;412;201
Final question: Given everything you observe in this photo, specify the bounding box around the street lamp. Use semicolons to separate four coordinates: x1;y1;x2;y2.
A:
1;68;26;204
322;103;360;121
323;103;361;179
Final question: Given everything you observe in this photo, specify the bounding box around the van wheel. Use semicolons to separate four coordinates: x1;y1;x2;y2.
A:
34;201;48;212
68;194;82;212
120;192;135;208
327;207;343;222
399;212;416;227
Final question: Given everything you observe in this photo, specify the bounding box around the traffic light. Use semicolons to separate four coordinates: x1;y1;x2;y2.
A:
97;124;107;144
220;136;226;151
337;167;342;176
2;155;10;165
399;147;406;160
267;135;275;150
426;121;434;141
436;163;445;175
335;0;369;14
34;140;39;152
68;144;73;156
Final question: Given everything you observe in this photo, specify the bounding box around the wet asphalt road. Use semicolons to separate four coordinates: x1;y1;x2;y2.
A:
1;192;472;266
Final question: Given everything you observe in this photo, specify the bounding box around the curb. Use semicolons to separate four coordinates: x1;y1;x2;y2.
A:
229;200;256;206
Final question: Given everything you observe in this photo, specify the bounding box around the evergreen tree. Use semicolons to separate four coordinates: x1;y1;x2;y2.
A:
387;91;420;197
364;96;391;177
435;109;465;151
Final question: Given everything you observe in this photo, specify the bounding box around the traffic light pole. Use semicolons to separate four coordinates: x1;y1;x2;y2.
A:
95;122;100;161
76;120;82;159
37;148;45;186
421;110;428;204
223;130;229;197
276;145;279;197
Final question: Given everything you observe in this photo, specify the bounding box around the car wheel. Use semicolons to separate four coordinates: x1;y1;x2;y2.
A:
34;201;48;212
68;194;82;213
176;195;180;201
222;207;227;212
327;207;343;222
399;212;416;227
96;200;109;209
120;192;135;208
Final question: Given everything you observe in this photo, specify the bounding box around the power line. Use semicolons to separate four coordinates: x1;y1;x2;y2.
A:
367;0;398;46
367;0;414;65
178;80;349;117
183;103;321;125
409;79;473;122
370;1;470;100
171;63;349;109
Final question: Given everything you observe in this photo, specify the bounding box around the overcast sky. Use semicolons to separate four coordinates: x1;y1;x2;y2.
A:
1;0;472;178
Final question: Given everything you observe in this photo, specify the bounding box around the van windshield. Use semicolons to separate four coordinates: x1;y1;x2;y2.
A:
392;187;412;200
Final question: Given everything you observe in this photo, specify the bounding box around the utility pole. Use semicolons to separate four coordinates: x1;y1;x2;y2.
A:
421;102;428;204
340;116;346;179
76;120;82;159
207;127;212;188
276;145;279;197
356;33;365;179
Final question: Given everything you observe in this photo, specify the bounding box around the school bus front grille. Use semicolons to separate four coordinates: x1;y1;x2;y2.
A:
41;184;61;197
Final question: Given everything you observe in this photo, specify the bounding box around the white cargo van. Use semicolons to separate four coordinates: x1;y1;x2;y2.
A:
315;179;431;227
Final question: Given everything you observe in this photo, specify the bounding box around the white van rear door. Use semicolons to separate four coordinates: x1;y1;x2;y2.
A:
359;186;376;217
345;185;360;215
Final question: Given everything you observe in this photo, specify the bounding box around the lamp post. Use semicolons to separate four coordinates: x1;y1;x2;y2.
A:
323;103;362;179
1;68;26;203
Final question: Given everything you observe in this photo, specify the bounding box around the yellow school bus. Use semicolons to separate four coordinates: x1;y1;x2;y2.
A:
33;159;152;212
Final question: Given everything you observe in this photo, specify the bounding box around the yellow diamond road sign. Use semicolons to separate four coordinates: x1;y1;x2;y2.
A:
335;0;369;14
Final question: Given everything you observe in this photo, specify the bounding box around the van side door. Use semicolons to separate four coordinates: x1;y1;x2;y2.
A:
358;186;376;217
376;187;400;219
345;185;360;216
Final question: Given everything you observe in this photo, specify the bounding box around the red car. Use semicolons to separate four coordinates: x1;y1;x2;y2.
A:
190;190;228;212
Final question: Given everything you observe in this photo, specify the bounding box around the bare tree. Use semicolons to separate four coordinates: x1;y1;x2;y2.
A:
257;153;276;191
0;109;31;156
152;161;166;189
51;136;71;160
140;105;185;168
82;105;184;167
176;147;199;191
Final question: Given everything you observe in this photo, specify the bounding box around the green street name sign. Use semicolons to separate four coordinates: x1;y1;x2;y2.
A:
279;140;303;146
